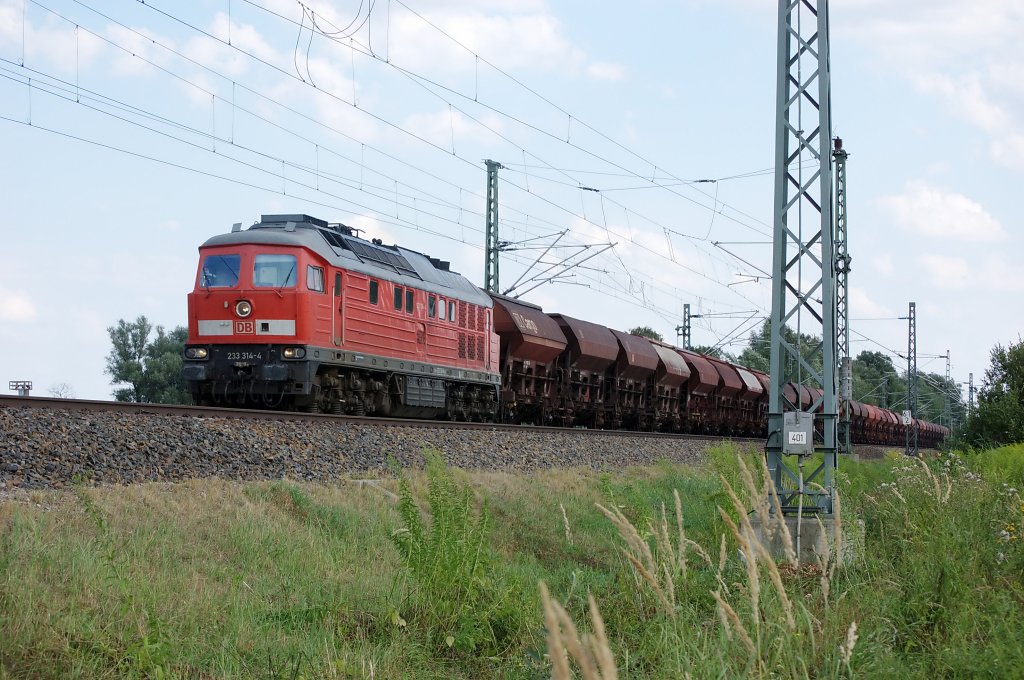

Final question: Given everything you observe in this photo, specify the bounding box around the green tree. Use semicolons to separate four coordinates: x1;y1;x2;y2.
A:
735;320;820;378
628;326;663;342
692;344;737;362
963;339;1024;445
105;316;191;404
851;351;900;407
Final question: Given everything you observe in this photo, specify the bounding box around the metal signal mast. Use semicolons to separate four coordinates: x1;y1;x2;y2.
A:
834;138;852;456
905;301;918;456
944;350;952;428
767;0;838;514
676;303;693;350
968;372;975;415
484;159;503;293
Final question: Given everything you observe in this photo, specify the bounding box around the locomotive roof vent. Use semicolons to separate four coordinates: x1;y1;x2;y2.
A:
428;257;451;271
259;213;329;228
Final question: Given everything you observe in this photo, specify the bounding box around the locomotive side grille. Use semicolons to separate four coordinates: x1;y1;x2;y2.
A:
458;332;467;359
459;301;467;328
476;336;484;362
468;333;476;360
475;306;483;331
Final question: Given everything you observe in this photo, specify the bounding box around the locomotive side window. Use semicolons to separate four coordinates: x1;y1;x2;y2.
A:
449;300;456;322
307;265;324;293
438;298;446;320
369;280;378;304
394;286;403;310
200;253;240;288
405;289;414;313
253;254;297;288
334;273;342;297
428;295;437;318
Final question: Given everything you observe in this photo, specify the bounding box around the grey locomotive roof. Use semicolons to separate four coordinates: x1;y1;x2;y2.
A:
200;215;492;307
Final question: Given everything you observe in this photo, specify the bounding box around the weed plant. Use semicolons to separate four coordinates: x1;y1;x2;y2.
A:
389;452;528;659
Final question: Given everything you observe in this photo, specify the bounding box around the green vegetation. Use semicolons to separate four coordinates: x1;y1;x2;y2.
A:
960;337;1024;446
2;446;1023;678
105;315;191;404
731;320;963;425
627;326;663;342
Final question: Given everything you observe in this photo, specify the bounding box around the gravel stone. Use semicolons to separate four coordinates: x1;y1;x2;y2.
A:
0;405;728;492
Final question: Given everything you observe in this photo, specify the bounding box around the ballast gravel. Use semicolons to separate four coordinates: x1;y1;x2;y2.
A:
0;406;721;491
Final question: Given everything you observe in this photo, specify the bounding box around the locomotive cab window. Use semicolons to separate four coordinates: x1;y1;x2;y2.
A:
428;295;437;318
438;298;446;320
200;253;241;288
334;272;342;297
449;300;456;322
369;280;378;304
253;254;297;288
307;265;324;293
394;286;403;310
406;289;414;313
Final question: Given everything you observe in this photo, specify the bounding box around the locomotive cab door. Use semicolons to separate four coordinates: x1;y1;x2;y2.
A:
415;322;426;359
333;272;343;346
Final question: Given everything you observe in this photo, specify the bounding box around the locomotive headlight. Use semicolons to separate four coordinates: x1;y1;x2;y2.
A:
235;300;252;318
185;347;209;360
282;347;306;359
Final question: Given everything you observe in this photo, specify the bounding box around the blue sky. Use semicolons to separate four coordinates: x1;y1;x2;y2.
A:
0;0;1019;402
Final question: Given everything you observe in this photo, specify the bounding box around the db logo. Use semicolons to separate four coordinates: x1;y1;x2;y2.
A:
234;321;255;334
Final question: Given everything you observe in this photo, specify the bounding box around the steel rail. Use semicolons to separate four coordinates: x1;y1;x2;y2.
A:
0;395;761;443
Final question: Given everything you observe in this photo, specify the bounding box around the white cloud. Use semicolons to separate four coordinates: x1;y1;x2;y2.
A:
0;6;104;75
918;254;970;290
913;72;1011;133
989;134;1024;173
978;255;1024;293
390;10;584;74
850;287;894;318
105;25;176;76
401;108;504;151
587;61;626;81
880;181;1005;241
870;254;893;276
0;287;37;322
835;0;1024;171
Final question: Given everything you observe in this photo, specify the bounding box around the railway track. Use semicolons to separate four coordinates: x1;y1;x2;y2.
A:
0;395;761;444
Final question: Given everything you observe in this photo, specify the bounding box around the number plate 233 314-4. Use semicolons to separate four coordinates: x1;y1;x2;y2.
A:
226;352;262;361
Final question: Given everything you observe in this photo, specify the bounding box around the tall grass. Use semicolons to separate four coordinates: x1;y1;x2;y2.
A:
1;444;1022;678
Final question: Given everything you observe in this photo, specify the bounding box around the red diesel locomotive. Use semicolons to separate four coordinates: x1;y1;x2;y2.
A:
181;214;949;447
181;214;500;419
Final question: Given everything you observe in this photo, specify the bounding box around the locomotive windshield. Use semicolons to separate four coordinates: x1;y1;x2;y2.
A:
253;254;297;288
200;253;241;288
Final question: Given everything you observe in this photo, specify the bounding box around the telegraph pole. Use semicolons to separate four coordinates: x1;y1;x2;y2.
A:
675;304;693;350
905;302;918;456
834;138;852;456
968;372;975;415
484;159;503;293
766;0;838;514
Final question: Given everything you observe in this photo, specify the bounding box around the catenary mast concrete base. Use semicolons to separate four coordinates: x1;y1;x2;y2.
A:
751;516;863;566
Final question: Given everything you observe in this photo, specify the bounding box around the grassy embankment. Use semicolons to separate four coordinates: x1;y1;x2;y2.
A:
1;443;1023;679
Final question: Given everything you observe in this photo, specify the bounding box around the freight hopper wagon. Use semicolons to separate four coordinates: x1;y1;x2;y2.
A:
490;295;767;435
181;214;501;419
